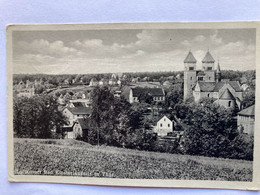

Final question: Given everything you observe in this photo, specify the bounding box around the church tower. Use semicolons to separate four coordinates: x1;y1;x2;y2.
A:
184;51;197;101
202;51;215;82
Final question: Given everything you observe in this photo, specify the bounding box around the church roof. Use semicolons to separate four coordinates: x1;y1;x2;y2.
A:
202;51;215;63
196;80;242;93
213;81;242;92
219;88;235;100
184;51;197;63
197;82;216;92
238;105;255;116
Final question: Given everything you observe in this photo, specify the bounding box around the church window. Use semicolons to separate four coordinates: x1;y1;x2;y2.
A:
228;101;232;107
209;77;211;80
189;67;194;70
190;77;192;80
208;94;210;97
168;124;170;127
160;123;162;127
207;67;212;70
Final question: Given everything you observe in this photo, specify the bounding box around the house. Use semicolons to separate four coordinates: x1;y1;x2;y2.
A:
99;78;107;86
184;50;243;109
237;105;255;135
15;80;35;98
89;78;98;87
64;118;90;139
109;78;117;85
128;87;165;103
154;116;174;136
241;83;249;91
63;107;91;127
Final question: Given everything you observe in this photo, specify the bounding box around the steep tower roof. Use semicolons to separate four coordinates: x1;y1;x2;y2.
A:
219;88;235;100
216;60;221;73
184;51;197;63
202;51;215;63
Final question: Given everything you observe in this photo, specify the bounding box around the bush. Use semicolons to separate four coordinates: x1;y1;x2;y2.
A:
231;134;254;160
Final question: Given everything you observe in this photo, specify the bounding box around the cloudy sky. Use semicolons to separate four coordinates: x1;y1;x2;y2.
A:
13;28;256;74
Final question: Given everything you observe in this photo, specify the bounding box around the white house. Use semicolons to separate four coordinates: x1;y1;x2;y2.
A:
154;116;173;136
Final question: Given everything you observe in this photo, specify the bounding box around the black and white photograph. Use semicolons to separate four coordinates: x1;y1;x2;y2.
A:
6;22;260;189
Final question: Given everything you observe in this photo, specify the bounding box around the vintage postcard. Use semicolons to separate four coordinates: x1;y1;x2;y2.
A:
6;22;260;190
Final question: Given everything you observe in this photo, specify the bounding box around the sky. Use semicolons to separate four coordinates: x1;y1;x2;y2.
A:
12;28;256;74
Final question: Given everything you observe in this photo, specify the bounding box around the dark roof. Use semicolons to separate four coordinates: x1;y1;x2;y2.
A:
132;87;164;97
197;82;216;92
202;51;215;63
219;88;235;100
238;105;255;116
227;81;242;92
77;118;90;130
72;102;85;107
67;107;91;115
213;82;225;92
213;81;242;92
184;51;197;63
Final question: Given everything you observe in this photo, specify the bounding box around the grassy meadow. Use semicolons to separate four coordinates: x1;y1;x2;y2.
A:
14;138;253;181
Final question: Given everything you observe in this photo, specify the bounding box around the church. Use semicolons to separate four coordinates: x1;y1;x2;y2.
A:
183;50;243;109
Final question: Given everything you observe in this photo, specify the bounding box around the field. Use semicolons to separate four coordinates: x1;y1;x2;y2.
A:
14;138;253;181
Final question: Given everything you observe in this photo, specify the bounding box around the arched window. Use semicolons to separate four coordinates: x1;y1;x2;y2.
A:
228;101;232;107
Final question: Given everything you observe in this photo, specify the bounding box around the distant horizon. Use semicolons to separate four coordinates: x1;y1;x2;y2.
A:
12;68;255;76
13;29;256;74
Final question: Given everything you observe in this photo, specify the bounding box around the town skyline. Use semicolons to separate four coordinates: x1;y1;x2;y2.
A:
13;29;256;74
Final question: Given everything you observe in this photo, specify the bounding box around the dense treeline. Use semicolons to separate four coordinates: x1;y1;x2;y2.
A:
13;70;255;85
13;95;67;138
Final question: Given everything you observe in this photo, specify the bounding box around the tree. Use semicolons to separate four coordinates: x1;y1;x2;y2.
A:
180;99;238;158
13;95;68;138
138;93;153;104
242;88;255;108
87;86;144;148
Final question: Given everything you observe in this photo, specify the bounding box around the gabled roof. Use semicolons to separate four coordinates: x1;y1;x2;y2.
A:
66;107;91;115
202;51;215;63
131;87;164;97
197;82;216;92
158;115;171;123
219;88;235;100
90;78;98;82
163;81;171;85
238;105;255;116
184;51;197;63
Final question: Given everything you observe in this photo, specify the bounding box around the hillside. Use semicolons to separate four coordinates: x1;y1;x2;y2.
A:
14;138;253;181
